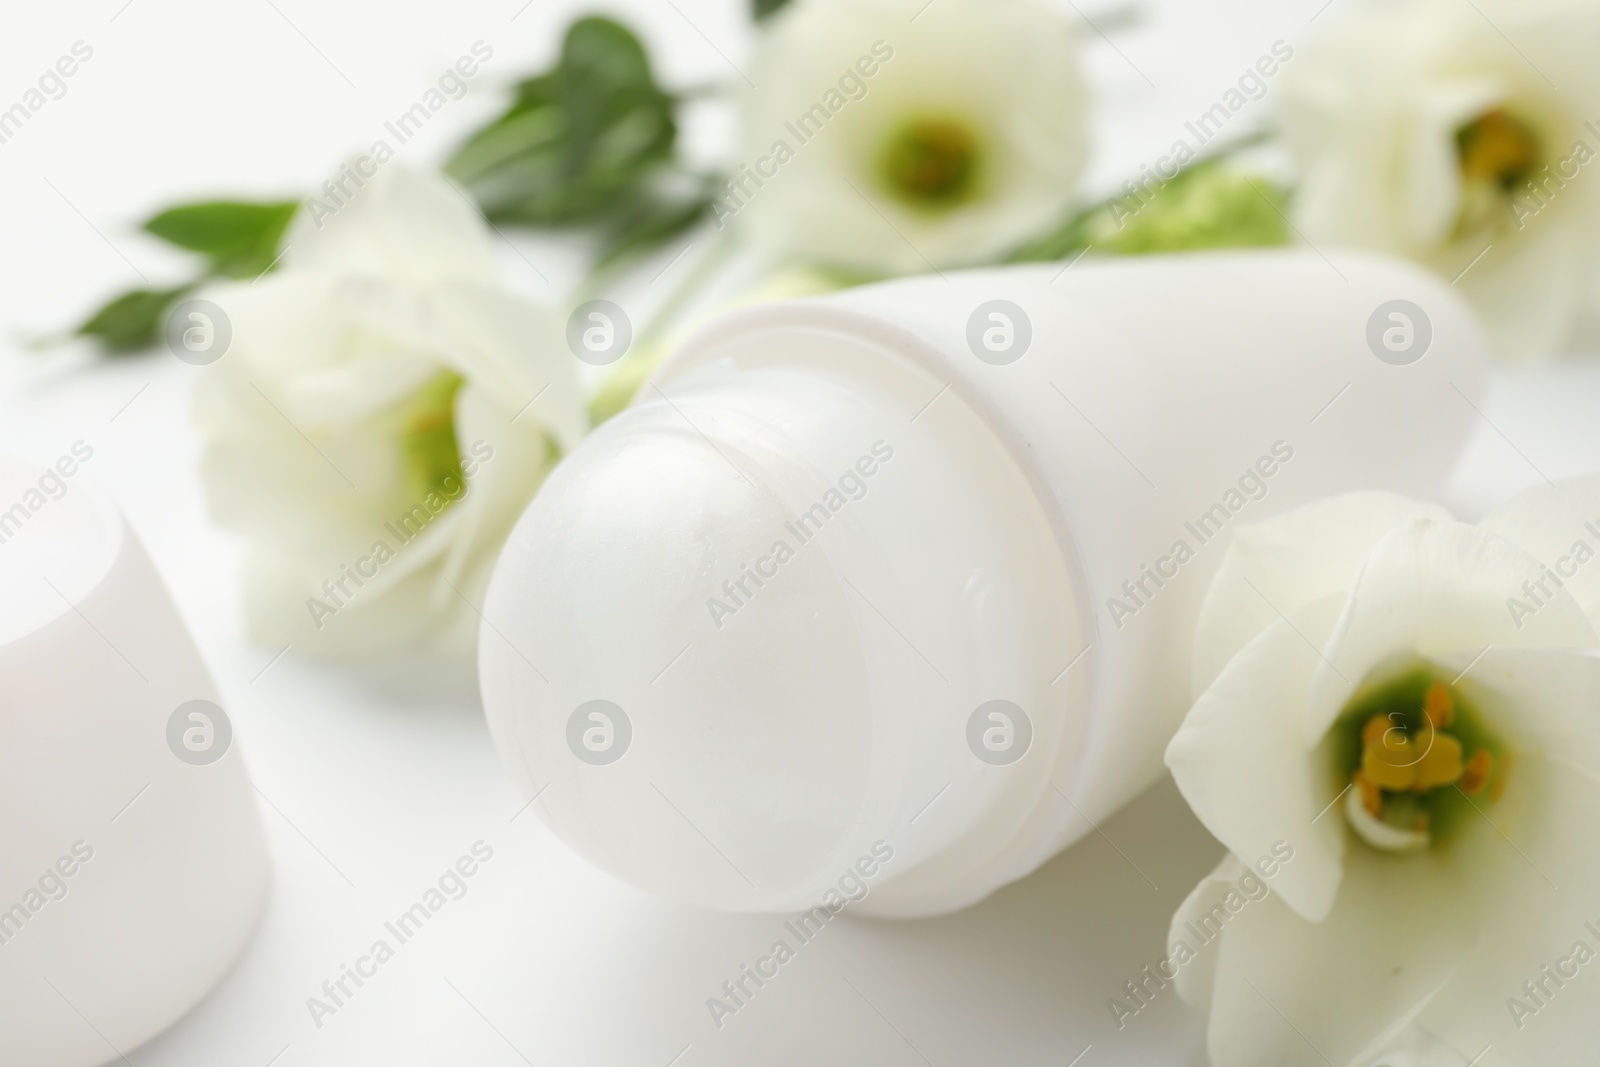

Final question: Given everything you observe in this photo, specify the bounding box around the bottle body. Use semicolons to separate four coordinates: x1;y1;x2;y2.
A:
481;250;1485;917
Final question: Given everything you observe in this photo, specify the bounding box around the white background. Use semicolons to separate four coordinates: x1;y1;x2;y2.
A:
2;0;1598;1064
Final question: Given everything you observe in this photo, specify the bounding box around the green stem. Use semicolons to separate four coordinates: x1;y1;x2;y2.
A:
635;224;741;348
673;81;731;101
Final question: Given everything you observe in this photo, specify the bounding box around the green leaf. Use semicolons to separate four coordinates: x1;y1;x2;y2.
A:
752;0;793;19
595;181;715;268
144;199;298;278
446;16;679;226
75;284;192;354
72;198;295;356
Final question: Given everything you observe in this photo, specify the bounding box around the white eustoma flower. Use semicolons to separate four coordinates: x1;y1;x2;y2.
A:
1164;483;1600;1066
1278;0;1600;361
732;0;1088;274
195;165;583;659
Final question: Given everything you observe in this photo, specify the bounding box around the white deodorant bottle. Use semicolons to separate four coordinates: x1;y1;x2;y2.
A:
480;250;1486;918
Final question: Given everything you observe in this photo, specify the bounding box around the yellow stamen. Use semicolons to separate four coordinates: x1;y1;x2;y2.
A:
1362;715;1389;749
1491;753;1511;802
1412;730;1464;792
1423;681;1454;729
1358;713;1465;795
1338;664;1509;853
1460;749;1493;795
1362;714;1422;790
1354;770;1384;818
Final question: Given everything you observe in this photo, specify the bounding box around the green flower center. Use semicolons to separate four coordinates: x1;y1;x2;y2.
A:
398;371;466;503
1456;108;1541;193
1331;661;1508;853
1453;107;1541;238
878;116;982;210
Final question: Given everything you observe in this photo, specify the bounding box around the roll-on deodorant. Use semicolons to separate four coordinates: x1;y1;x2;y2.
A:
481;250;1486;918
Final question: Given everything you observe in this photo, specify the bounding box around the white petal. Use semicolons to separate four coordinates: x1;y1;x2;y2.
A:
1480;474;1600;627
1201;842;1486;1067
277;349;442;430
1415;757;1600;1061
1307;520;1600;741
287;164;498;288
428;283;586;452
1365;1025;1474;1067
1168;853;1245;1012
1438;645;1600;782
443;382;560;588
1167;595;1349;923
1397;78;1501;247
1193;491;1451;697
202;273;353;379
1452;197;1600;362
243;551;455;658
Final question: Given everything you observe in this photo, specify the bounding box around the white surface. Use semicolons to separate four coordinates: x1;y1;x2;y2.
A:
3;0;1599;1064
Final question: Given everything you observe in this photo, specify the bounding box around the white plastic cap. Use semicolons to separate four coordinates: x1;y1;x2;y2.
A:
0;451;123;646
